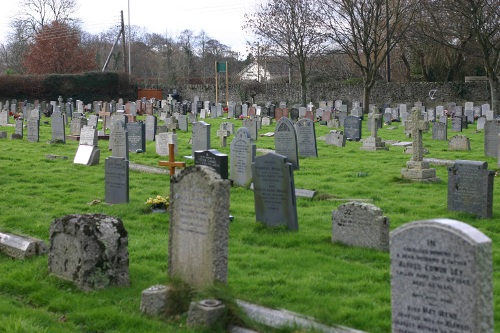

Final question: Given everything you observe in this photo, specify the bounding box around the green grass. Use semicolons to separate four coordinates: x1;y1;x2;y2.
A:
0;116;499;333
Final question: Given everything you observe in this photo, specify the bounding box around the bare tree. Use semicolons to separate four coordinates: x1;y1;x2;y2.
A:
319;0;417;114
16;0;79;35
245;0;326;106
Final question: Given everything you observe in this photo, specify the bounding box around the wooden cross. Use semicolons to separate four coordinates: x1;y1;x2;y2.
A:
410;107;429;162
159;144;186;176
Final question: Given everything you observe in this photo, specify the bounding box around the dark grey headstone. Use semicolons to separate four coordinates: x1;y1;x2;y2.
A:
252;153;298;230
484;120;500;157
274;117;299;170
127;121;146;153
391;219;493;333
230;127;256;186
447;160;494;218
290;108;299;122
432;121;447;140
191;121;211;156
194;149;228;179
105;157;129;204
169;166;230;288
343;116;362;141
294;118;317;157
49;214;129;291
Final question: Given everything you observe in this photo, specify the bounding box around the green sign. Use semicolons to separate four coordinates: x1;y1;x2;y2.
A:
216;62;227;73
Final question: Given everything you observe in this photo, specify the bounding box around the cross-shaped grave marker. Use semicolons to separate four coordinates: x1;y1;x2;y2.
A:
159;144;186;176
409;107;429;162
369;108;381;138
98;110;111;133
217;129;230;147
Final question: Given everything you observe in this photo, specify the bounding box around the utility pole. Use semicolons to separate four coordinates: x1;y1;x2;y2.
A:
386;0;391;82
121;10;127;74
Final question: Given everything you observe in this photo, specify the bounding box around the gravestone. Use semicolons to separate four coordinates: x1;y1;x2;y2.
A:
290;107;299;122
88;115;98;128
0;232;47;259
477;117;486;130
12;119;23;139
325;130;346;147
230;127;256;186
49;214;129;291
74;126;100;166
191;121;211;157
252;153;298;230
451;117;462;132
432;121;447;141
484;119;500;157
401;108;439;182
362;109;387;151
390;219;493;333
169;166;230;288
27;119;39;142
0;110;8;126
127;121;146;153
51;111;66;143
178;114;188;132
332;202;389;251
343;116;362;141
448;160;494;218
448;135;470;151
242;117;258;141
194;149;228;179
294;118;318;157
274;117;299;170
70;117;87;136
145;115;157;141
156;132;177;156
261;116;273;126
110;121;129;159
105;157;129;204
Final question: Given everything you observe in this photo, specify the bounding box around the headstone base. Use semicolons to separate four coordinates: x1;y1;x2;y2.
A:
140;285;168;316
187;299;227;328
401;161;441;182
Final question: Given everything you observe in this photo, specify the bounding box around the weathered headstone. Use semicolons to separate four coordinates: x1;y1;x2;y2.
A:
432;121;447;141
156;132;177;156
252;153;298;230
27;118;39;142
451;117;462;132
51;111;66;143
168;166;230;288
145;115;157;141
194;149;228;179
448;135;470;151
274;117;299;170
448;160;494;218
191;121;211;156
477;117;486;130
242;117;258;141
343;116;362;141
12;119;23;139
390;219;493;333
484;119;500;157
49;214;129;291
229;127;256;187
332;202;389;251
294;118;318;157
325;130;346;147
105;157;129;204
0;110;8;126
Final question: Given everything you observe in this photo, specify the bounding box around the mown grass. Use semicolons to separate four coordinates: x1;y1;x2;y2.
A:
0;115;499;333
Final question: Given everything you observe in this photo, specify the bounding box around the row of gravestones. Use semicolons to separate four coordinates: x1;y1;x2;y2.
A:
0;162;492;332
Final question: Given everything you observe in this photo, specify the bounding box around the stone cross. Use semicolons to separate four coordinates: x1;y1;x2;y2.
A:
217;129;230;147
409;107;428;162
98;110;111;132
369;109;381;138
168;118;178;132
158;144;186;176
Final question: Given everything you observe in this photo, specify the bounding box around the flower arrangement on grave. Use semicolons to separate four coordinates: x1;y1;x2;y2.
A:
145;195;169;210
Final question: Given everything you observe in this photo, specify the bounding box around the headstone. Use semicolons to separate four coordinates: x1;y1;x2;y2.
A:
178;114;188;132
390;219;493;333
110;121;129;159
27;119;39;142
477;117;486;130
70;117;87;136
145;115;157;141
127;121;146;153
252;153;298;230
242;117;258;141
156;132;177;156
343;116;362;141
49;214;129;291
12;119;23;139
362;109;387;151
230;127;256;186
448;135;471;151
294;118;318;157
105;157;129;204
74;126;100;166
448;160;494;218
332;202;389;251
88;115;98;128
0;110;8;126
191;121;211;157
274;117;299;170
325;130;346;147
51;111;65;143
194;149;229;180
484;119;500;157
0;232;47;259
290;107;299;122
432;121;447;141
168;166;230;288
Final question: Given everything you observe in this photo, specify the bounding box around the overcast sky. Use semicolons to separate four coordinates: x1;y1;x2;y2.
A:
0;0;262;57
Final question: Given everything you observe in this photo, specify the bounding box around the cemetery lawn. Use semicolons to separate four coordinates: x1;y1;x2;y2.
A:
1;116;499;333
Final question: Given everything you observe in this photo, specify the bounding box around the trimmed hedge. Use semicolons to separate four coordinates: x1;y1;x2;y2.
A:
0;72;137;102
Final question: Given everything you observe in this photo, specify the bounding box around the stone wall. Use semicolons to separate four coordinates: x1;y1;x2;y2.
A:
180;81;495;106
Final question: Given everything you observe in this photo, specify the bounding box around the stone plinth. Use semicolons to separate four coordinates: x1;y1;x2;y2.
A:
361;136;388;151
401;161;440;182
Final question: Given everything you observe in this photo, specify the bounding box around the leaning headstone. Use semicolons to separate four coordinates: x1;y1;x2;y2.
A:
332;202;389;251
49;214;129;291
168;166;230;288
127;121;146;153
194;149;228;179
343;116;362;141
27;118;39;142
448;160;494;218
390;219;493;333
252;153;298;231
191;121;211;157
484;119;500;157
51;111;66;143
432;121;447;141
448;135;470;151
229;127;256;187
325;130;346;147
74;126;100;166
274;117;299;170
105;157;129;204
0;232;47;259
294;118;318;157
